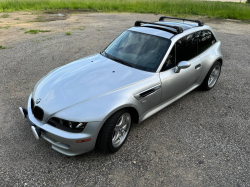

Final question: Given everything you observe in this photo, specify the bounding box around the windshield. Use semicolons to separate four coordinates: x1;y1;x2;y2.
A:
102;30;171;72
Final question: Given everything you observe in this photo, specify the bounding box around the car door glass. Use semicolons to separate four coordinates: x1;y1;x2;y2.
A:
198;30;217;54
161;45;176;72
176;33;198;64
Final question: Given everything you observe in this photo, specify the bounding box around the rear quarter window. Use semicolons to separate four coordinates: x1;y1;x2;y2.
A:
198;30;216;54
175;33;198;64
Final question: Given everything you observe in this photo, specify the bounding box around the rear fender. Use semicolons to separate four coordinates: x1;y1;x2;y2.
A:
198;41;223;83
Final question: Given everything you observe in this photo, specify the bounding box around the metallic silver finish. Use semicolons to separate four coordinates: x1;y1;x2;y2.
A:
140;84;200;122
21;21;223;156
32;54;154;121
174;61;191;73
41;134;70;150
112;113;131;148
31;126;40;140
160;55;202;103
208;65;221;88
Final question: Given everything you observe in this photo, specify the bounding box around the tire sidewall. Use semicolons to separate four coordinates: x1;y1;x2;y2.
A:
97;109;132;153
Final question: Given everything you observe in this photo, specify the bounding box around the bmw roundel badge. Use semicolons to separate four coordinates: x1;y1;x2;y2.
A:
36;98;41;104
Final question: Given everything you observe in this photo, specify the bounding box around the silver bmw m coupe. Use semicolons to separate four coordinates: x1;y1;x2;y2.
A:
19;16;223;156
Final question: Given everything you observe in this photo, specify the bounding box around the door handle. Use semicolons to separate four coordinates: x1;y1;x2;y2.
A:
195;64;201;69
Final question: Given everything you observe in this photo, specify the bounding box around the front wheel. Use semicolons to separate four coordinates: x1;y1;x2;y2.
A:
200;61;221;91
96;109;132;153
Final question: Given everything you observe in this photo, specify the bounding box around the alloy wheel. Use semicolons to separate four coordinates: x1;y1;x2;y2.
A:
112;113;131;148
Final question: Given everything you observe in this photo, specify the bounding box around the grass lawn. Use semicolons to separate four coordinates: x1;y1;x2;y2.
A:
0;0;249;20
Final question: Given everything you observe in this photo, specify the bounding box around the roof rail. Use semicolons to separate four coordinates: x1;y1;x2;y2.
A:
159;16;204;26
135;21;183;34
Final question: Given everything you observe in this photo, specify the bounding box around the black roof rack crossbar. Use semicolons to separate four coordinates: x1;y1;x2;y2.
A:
159;16;204;26
135;21;183;34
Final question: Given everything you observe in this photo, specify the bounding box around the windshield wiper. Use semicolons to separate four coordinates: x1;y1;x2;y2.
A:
101;51;134;68
111;57;134;67
101;51;110;58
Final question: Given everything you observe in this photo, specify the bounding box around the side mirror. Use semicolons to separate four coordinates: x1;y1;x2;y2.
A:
174;61;191;73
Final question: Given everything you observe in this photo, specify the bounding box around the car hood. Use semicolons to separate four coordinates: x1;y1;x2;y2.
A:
32;54;154;115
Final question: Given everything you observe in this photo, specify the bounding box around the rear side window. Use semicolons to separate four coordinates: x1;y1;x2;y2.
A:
176;33;198;64
198;30;216;54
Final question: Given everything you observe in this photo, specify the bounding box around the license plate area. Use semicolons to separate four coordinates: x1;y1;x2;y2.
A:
27;116;34;126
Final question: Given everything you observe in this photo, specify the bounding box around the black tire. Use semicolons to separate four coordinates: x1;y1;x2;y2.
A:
96;109;132;153
200;61;222;91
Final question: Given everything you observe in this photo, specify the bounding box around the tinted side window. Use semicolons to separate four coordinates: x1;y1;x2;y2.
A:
176;33;198;64
198;30;216;54
161;45;175;72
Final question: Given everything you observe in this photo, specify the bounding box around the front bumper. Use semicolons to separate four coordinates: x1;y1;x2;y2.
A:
24;94;102;156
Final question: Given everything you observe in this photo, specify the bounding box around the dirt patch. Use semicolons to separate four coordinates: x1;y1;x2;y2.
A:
41;9;98;21
38;11;69;22
0;11;88;45
0;11;249;47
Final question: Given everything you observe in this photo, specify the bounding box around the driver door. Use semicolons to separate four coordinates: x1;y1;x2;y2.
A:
160;32;202;102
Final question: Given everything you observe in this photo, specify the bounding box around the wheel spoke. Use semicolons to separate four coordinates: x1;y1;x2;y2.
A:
209;76;213;84
121;124;127;130
211;69;216;76
121;130;125;136
208;65;221;88
117;116;124;127
113;131;120;142
215;69;220;76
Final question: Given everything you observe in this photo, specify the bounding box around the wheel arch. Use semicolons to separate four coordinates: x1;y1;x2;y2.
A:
95;106;140;148
199;57;223;84
99;106;140;130
125;107;140;124
216;58;223;65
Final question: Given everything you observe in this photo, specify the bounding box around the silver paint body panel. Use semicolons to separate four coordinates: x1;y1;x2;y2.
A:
25;23;223;156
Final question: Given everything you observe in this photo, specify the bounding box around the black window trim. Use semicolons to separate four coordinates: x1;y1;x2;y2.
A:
160;29;217;72
197;29;217;55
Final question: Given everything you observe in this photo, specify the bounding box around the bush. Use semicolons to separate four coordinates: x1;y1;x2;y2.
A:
247;0;250;3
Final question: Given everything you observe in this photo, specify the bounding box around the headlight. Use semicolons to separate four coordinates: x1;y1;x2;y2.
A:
47;117;87;133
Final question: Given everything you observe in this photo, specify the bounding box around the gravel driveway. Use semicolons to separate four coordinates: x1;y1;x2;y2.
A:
0;12;250;187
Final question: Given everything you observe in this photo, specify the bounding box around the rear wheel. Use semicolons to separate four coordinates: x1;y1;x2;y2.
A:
97;109;132;153
200;61;221;91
